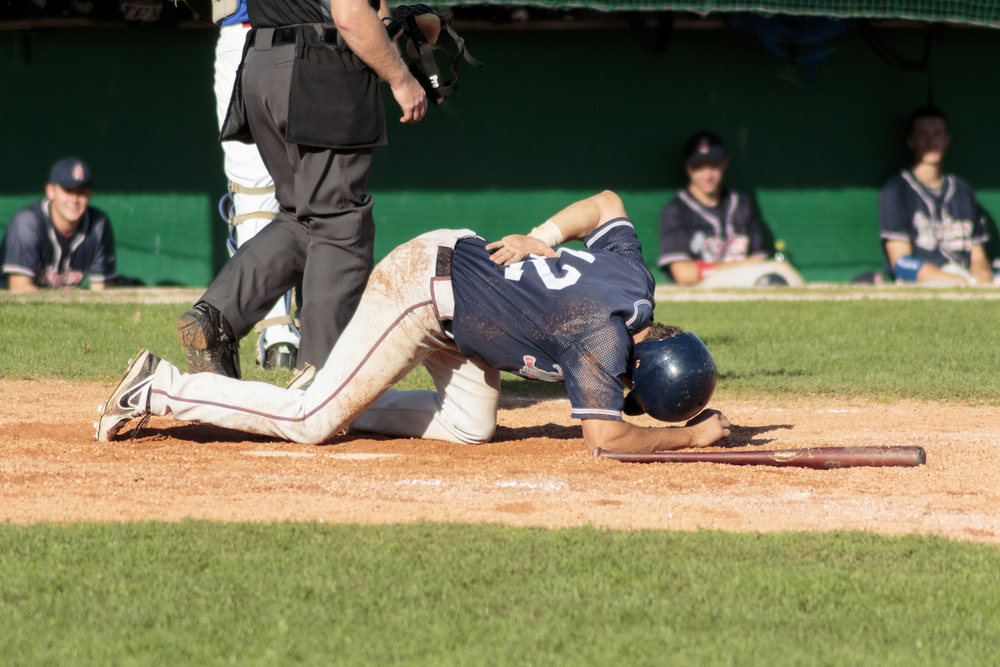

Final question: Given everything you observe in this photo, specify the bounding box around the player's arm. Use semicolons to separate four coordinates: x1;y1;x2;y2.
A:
669;260;701;286
7;275;38;292
330;0;426;123
884;239;968;284
969;244;993;285
581;410;731;455
487;190;627;266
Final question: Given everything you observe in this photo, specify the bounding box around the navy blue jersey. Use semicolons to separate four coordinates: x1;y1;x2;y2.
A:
450;219;655;421
1;200;116;289
658;188;766;269
879;170;987;275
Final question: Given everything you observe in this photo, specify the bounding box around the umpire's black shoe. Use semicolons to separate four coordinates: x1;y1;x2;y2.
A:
177;302;241;379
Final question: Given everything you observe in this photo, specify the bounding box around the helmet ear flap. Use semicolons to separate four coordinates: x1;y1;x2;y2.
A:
622;391;645;416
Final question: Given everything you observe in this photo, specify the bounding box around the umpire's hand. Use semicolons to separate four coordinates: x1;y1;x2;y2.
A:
390;74;427;123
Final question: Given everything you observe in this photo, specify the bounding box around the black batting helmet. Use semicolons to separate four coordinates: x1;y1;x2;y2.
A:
623;332;717;422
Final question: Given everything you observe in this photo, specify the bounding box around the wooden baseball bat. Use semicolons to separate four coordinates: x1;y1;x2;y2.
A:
592;446;926;469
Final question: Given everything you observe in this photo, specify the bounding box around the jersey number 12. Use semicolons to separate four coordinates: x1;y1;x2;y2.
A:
503;249;595;290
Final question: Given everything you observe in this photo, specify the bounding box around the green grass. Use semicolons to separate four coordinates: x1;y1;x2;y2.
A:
3;296;1000;665
3;298;1000;401
1;522;998;666
667;299;1000;401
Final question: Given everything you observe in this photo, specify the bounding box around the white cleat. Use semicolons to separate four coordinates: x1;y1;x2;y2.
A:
95;349;162;442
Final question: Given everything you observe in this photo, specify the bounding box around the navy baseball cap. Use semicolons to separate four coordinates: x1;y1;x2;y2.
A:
683;132;727;166
49;158;93;189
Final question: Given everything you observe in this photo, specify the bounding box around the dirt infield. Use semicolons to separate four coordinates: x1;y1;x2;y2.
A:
2;378;998;543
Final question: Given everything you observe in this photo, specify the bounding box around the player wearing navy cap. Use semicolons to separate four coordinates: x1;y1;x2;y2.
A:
878;106;993;285
658;131;803;287
1;158;115;291
97;191;731;455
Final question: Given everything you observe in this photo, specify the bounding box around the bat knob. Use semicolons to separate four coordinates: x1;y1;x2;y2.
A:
591;447;602;459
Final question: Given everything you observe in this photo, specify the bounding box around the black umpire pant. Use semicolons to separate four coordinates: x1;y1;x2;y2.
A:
203;26;376;370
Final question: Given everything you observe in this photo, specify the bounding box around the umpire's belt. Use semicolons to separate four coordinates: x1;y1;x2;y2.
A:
249;25;338;48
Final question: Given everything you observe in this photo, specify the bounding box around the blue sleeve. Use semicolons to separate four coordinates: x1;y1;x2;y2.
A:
2;209;44;279
741;196;766;256
89;213;116;282
584;218;643;259
878;177;913;242
965;188;989;246
657;199;693;266
557;320;631;421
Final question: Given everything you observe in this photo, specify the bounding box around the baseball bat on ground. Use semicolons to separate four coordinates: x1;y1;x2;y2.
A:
592;446;926;469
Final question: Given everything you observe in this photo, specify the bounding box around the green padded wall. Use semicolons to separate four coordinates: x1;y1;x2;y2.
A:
446;1;1000;29
2;24;1000;285
0;27;226;286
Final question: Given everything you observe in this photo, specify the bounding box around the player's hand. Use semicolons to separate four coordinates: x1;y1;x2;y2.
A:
486;235;558;266
684;409;731;448
390;73;427;123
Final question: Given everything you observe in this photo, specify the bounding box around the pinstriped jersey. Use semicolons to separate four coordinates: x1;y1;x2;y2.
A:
878;170;987;276
450;219;655;421
1;200;115;289
657;188;765;268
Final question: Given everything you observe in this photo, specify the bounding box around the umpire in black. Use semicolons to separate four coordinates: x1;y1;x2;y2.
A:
178;0;428;378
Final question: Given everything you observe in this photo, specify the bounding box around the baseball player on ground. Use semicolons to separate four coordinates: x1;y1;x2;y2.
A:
878;105;994;286
2;158;115;291
96;191;731;454
658;131;804;288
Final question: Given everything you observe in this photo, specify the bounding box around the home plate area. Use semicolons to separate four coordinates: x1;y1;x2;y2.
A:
1;380;998;542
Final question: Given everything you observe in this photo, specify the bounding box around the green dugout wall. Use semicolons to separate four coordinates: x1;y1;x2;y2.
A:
2;21;999;285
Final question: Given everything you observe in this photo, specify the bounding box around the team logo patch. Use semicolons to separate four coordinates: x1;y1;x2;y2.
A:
519;356;564;382
698;138;711;154
72;163;85;183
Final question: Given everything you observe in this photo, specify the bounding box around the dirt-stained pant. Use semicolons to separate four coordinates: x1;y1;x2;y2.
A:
148;231;501;445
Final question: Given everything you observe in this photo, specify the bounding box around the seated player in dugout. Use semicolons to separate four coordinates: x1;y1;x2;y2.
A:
1;158;115;291
878;105;994;286
657;131;804;287
96;191;731;455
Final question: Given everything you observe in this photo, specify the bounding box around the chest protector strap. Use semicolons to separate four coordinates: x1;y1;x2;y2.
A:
383;4;486;104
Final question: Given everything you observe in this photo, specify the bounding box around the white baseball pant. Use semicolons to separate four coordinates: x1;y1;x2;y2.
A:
147;230;501;445
696;260;805;288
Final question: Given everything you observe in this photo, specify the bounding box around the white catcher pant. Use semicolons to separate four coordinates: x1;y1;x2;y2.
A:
148;231;501;445
696;260;805;288
215;24;278;232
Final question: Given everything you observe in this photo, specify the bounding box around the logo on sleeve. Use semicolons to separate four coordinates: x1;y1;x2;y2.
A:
519;356;564;382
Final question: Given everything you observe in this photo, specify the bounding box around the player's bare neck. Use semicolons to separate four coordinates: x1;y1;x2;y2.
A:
49;209;79;238
687;185;720;208
911;163;944;190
